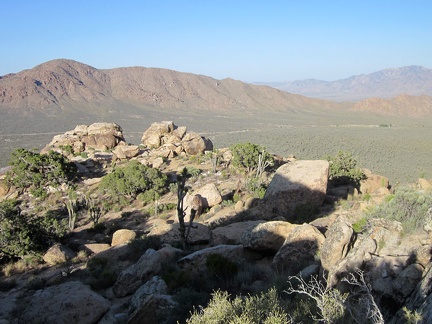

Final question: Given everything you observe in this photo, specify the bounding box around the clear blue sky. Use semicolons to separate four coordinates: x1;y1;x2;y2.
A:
2;1;432;82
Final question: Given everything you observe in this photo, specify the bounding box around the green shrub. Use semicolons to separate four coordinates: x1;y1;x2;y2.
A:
6;148;77;197
99;161;167;199
230;142;274;175
245;177;267;199
324;151;365;187
366;187;432;234
0;200;67;260
352;217;368;233
186;288;289;323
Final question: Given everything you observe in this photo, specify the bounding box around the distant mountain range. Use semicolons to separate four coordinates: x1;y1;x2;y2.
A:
256;65;432;102
0;60;431;136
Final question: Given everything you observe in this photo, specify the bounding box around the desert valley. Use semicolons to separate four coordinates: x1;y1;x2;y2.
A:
1;59;432;323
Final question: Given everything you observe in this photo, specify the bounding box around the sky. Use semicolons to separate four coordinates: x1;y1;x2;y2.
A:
2;1;432;82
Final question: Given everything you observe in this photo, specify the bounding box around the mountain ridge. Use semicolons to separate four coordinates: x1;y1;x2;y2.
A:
259;65;432;101
0;59;341;114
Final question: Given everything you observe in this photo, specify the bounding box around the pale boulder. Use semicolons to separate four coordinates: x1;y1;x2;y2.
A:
241;221;299;252
263;160;329;222
111;229;136;246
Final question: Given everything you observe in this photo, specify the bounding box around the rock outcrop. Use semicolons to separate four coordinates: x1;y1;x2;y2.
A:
41;122;126;155
141;121;213;156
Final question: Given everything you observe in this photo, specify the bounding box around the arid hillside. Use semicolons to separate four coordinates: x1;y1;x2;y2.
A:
0;59;343;115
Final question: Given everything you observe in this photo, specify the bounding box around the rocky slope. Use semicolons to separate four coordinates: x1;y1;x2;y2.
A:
1;121;432;323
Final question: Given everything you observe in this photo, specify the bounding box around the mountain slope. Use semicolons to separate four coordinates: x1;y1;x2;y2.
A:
0;59;342;115
265;66;432;101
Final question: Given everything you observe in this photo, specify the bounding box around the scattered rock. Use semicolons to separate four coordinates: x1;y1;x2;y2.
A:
113;246;182;297
112;144;140;160
148;219;211;245
360;168;389;194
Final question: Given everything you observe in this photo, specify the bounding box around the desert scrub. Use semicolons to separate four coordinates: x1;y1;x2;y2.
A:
0;200;67;261
366;187;432;234
186;288;289;323
99;160;167;199
5;148;77;197
229;142;274;176
324;150;365;188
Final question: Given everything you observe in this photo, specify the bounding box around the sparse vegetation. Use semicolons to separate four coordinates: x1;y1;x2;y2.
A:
366;186;432;234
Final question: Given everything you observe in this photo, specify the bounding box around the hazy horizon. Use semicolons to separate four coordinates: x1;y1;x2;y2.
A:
3;1;432;82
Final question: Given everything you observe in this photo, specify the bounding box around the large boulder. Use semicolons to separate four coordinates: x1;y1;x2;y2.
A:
263;160;329;222
183;183;223;221
113;246;182;297
192;183;223;209
182;131;213;155
241;221;299;252
18;281;110;324
272;224;325;274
